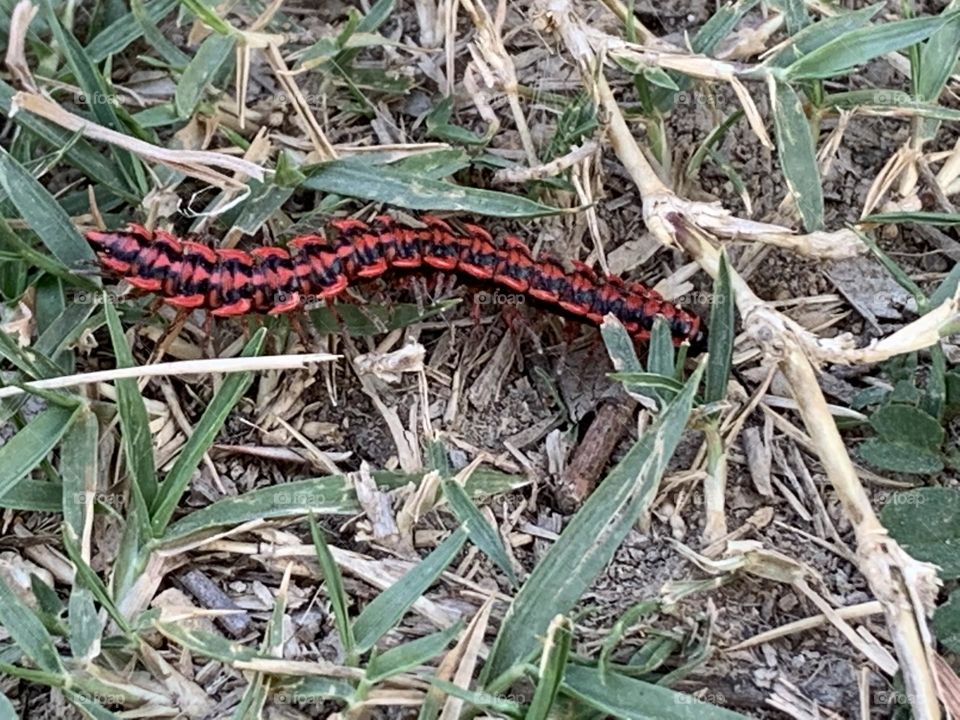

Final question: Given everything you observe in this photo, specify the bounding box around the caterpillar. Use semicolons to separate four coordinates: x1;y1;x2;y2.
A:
85;213;706;351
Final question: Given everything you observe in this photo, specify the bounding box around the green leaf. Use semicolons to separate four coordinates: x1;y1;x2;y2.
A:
300;161;561;218
482;363;704;685
150;328;267;534
38;0;145;192
309;516;356;661
869;404;944;448
0;575;64;673
365;622;462;684
933;588;960;652
156;622;264;663
607;372;686;395
160;470;528;544
881;487;960;578
864;210;960;225
68;587;101;661
647;318;676;377
0;480;62;512
85;0;179;62
600;317;643;373
704;251;735;405
61;406;99;540
692;0;760;56
0;146;97;272
62;526;132;635
768;4;882;67
130;0;191;66
562;664;750;719
0;82;129;197
0;405;79;504
103;295;158;511
273;677;356;704
441;479;517;586
917;2;960;102
770;79;823;231
178;0;238;36
175;33;235;117
353;528;467;653
858;438;943;474
526;616;572;720
784;12;959;80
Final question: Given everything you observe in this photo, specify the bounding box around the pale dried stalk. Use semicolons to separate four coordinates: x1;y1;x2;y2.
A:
460;0;538;166
265;44;337;160
540;1;944;716
5;1;37;91
726;600;884;651
493;140;598;184
0;353;339;399
11;92;265;188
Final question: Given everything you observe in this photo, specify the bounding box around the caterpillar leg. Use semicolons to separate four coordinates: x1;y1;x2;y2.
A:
149;308;191;365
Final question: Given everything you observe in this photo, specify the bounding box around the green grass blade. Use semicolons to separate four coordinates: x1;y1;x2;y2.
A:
768;4;882;67
770;79;823;231
178;0;239;36
864;210;960;225
174;33;235;118
103;295;158;510
784;12;958;80
150;328;268;534
0;81;130;196
159;469;528;544
62;525;133;635
0;404;79;504
600;317;643;373
309;515;356;661
441;479;518;587
365;622;462;684
84;0;179;62
352;528;468;653
38;0;145;192
929;261;960;309
160;476;364;543
482;362;704;685
60;406;99;540
525;616;572;720
130;0;191;67
917;2;960;101
301;160;561;218
647;318;676;377
231;675;268;720
0;574;64;673
704;251;735;405
68;586;101;661
0;146;97;271
0;480;62;511
692;0;759;55
607;372;686;395
561;665;750;719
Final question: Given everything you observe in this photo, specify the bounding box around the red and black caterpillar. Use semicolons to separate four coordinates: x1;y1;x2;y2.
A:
85;214;706;351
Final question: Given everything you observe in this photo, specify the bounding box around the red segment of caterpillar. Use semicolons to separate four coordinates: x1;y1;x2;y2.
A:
85;214;706;351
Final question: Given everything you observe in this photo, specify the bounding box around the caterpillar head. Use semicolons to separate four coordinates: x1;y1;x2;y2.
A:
85;224;151;274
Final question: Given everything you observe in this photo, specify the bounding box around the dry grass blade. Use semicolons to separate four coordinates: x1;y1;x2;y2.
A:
11;92;265;188
0;353;339;399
